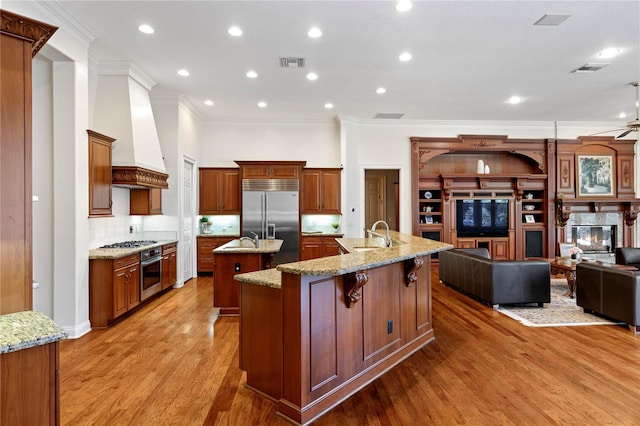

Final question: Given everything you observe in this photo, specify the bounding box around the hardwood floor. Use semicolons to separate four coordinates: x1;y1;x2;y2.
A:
60;267;640;425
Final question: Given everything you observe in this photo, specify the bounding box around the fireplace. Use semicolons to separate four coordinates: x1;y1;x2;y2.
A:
568;225;616;253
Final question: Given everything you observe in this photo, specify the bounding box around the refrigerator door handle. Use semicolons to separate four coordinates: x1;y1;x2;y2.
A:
267;223;276;239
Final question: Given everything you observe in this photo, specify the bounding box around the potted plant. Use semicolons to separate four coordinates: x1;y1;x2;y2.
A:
200;216;212;234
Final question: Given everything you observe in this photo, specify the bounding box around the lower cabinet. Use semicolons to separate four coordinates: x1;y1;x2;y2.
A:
456;238;510;260
197;236;233;273
90;254;140;328
0;342;59;425
300;235;341;260
161;243;177;289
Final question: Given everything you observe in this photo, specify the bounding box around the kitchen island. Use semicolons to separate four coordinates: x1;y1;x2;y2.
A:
235;231;451;425
213;239;283;315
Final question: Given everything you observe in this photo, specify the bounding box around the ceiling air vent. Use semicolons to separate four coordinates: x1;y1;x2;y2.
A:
280;57;305;68
571;63;610;73
374;113;405;119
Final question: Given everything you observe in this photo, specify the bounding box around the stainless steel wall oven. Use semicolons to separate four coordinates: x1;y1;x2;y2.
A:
140;247;162;301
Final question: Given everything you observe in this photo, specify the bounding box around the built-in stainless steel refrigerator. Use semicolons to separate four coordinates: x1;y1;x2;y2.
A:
241;179;299;266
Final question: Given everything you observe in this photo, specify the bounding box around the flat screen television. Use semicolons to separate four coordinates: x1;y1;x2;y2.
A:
456;199;509;238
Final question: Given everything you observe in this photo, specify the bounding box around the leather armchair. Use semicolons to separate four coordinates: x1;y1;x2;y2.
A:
615;247;640;269
576;262;640;330
439;248;551;308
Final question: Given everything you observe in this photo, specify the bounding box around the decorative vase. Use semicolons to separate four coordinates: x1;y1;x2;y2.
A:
477;159;485;174
484;164;490;174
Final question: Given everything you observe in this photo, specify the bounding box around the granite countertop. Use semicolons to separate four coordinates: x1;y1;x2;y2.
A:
301;231;344;237
214;239;283;254
0;311;67;354
89;239;179;260
198;233;240;238
234;231;452;287
235;268;281;288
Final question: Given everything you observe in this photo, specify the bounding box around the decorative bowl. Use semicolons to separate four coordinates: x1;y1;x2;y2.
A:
524;205;535;211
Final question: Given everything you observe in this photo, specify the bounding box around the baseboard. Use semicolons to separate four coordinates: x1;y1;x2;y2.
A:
62;320;92;339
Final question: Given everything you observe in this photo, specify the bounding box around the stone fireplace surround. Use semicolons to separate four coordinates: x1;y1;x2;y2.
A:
564;212;622;262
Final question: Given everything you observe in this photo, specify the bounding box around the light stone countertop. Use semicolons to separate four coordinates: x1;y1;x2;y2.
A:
234;231;453;287
89;239;178;260
213;239;283;254
0;311;67;354
197;233;240;238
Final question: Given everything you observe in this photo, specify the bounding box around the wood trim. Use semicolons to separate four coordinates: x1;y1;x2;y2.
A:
0;9;58;57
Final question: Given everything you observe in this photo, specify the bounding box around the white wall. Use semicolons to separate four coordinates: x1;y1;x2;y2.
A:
198;120;341;167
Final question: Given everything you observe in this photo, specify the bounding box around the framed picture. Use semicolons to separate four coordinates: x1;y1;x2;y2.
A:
558;243;573;258
425;215;433;224
525;214;535;223
577;154;614;197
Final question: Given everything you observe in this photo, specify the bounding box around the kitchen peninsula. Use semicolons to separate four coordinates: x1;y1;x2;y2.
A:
235;232;452;425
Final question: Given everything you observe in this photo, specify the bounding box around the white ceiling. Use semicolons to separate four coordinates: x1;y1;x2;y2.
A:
19;1;640;124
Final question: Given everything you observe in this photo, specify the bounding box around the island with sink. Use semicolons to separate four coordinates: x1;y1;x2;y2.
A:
212;238;283;315
234;230;452;425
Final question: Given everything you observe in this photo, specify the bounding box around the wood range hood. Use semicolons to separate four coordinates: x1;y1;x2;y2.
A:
93;63;169;189
111;166;168;189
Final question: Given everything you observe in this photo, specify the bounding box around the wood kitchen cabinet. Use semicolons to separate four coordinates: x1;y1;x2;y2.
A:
88;130;115;217
199;168;240;215
301;168;342;213
235;161;306;180
161;243;177;289
300;235;341;260
197;236;234;273
130;188;162;215
90;254;141;328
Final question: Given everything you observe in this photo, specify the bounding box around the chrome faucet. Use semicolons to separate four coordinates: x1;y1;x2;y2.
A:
249;231;259;247
239;236;257;247
368;220;392;247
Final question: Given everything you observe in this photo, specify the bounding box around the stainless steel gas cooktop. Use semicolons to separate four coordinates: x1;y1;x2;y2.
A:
99;240;157;249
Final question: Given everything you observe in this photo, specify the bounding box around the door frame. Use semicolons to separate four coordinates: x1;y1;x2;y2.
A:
182;155;197;284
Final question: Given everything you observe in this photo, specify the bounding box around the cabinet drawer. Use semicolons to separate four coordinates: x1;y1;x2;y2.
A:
163;243;177;254
114;254;140;269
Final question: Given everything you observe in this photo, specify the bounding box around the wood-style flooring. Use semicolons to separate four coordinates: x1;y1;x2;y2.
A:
60;267;640;425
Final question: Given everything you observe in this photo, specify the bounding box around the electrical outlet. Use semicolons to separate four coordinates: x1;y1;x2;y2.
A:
387;320;393;334
129;225;134;234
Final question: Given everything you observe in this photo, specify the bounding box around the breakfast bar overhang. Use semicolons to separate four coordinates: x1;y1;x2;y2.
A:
235;232;452;425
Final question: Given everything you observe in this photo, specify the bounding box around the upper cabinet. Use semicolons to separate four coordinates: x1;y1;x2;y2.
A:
130;188;162;215
235;161;306;180
88;130;115;217
199;168;240;215
301;168;342;213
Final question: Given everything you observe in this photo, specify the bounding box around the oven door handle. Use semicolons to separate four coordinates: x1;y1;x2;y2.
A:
140;257;161;267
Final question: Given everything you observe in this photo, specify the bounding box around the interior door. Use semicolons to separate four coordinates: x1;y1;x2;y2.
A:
364;174;385;233
183;159;194;281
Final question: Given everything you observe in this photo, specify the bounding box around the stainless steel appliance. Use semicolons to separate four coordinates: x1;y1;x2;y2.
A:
242;179;299;265
140;247;162;301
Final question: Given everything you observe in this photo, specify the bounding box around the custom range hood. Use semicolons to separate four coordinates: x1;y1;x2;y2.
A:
93;62;168;189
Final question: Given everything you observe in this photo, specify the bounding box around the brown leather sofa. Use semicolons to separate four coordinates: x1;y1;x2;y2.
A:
438;248;551;308
615;247;640;269
576;262;640;331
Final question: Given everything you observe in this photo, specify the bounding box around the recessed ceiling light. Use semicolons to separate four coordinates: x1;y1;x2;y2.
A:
257;101;267;108
306;72;318;81
597;47;622;58
308;27;322;38
399;52;412;62
376;87;386;94
508;96;523;104
246;70;258;78
324;103;334;109
138;24;154;34
177;69;190;77
395;1;412;12
204;100;214;106
533;14;571;26
618;112;627;119
228;26;243;36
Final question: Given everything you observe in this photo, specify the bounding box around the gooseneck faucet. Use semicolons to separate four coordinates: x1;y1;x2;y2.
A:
249;231;259;247
368;220;392;247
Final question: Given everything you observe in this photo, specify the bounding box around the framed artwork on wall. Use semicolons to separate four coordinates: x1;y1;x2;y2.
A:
577;154;614;197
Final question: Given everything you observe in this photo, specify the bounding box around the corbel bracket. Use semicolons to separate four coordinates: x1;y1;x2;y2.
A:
343;270;369;308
